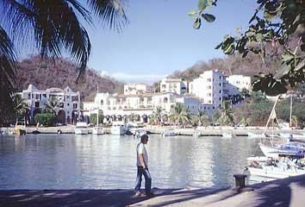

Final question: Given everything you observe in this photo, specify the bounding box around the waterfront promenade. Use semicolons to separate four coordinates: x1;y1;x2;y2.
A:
1;125;304;137
0;175;304;206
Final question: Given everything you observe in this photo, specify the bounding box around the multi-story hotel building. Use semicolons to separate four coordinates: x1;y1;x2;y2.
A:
189;70;224;109
19;84;80;124
160;78;188;95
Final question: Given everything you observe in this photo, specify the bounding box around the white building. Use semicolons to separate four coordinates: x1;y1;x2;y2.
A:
189;70;224;109
160;78;188;95
226;75;251;92
83;92;213;123
123;83;152;95
19;84;80;124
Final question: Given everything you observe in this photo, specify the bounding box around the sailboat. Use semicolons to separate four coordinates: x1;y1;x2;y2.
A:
92;108;104;135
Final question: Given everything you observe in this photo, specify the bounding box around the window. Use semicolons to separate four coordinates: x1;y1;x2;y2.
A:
208;93;212;97
73;103;77;109
207;86;212;89
100;100;104;105
207;78;211;82
219;90;222;93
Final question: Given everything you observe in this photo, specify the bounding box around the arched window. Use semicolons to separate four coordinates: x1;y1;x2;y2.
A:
100;100;104;105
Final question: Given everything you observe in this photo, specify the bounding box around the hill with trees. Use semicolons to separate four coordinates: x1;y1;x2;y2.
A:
15;56;123;101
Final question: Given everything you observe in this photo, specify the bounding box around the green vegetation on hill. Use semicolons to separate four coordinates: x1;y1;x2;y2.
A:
16;56;123;101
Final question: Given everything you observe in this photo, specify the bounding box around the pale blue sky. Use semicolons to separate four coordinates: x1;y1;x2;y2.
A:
86;0;257;83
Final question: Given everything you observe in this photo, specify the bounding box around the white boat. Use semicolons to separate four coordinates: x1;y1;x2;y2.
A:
92;127;104;135
247;132;266;138
92;109;104;135
134;129;147;138
111;125;126;135
247;156;305;180
74;121;90;135
222;132;233;139
162;130;176;137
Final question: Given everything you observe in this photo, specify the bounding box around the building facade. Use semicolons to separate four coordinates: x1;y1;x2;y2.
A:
160;78;188;95
19;84;80;124
189;70;224;109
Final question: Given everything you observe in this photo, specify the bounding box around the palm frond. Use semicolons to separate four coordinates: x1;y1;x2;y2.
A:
0;26;16;124
87;0;128;31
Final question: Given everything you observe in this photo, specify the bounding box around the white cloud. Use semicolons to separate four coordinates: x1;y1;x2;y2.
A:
100;70;167;84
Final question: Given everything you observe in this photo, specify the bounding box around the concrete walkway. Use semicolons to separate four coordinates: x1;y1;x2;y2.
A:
1;175;305;207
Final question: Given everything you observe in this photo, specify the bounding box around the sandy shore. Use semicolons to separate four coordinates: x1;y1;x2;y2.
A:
1;175;305;207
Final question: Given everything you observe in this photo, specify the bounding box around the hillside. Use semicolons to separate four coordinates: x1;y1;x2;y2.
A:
167;36;304;81
168;52;281;81
15;56;123;101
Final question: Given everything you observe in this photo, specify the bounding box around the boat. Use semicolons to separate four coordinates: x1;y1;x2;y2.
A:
247;156;305;180
162;129;176;137
247;132;266;138
111;125;126;135
133;129;147;138
74;121;90;135
222;132;233;139
92;109;104;135
92;127;104;135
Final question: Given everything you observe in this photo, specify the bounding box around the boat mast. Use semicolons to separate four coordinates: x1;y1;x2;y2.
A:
262;96;279;144
289;94;292;128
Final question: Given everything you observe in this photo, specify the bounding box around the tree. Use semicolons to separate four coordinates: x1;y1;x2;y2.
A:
217;101;234;126
12;94;29;126
169;103;191;126
192;110;210;126
192;0;305;96
44;97;59;115
152;106;163;125
0;0;127;122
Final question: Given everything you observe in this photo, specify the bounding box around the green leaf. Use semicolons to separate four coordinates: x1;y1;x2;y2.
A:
193;17;201;29
201;13;216;23
188;10;198;18
198;0;208;10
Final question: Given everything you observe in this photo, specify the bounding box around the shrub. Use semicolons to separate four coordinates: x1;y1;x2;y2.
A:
34;113;56;126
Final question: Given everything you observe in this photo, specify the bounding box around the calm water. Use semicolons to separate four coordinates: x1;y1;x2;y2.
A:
0;134;261;189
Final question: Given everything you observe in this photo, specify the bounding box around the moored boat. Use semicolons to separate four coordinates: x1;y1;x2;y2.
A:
74;121;90;135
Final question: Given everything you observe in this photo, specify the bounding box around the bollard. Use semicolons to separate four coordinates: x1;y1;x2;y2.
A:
233;174;247;188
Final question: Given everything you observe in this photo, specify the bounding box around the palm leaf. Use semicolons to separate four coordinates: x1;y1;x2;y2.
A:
0;26;16;124
87;0;127;31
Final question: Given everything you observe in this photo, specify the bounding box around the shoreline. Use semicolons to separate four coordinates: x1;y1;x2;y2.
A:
1;125;305;136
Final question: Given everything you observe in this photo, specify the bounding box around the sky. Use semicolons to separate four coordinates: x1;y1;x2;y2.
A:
85;0;257;84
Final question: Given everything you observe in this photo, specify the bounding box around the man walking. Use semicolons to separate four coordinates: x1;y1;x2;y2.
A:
134;134;154;197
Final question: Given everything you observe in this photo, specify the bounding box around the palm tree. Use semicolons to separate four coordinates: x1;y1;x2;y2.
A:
217;101;234;126
0;0;127;120
12;94;29;126
152;106;163;125
44;97;59;115
197;110;210;126
169;103;191;127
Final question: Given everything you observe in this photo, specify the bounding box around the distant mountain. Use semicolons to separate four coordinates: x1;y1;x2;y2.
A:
16;56;123;101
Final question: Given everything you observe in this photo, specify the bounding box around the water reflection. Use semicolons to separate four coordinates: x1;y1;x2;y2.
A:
0;134;260;189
